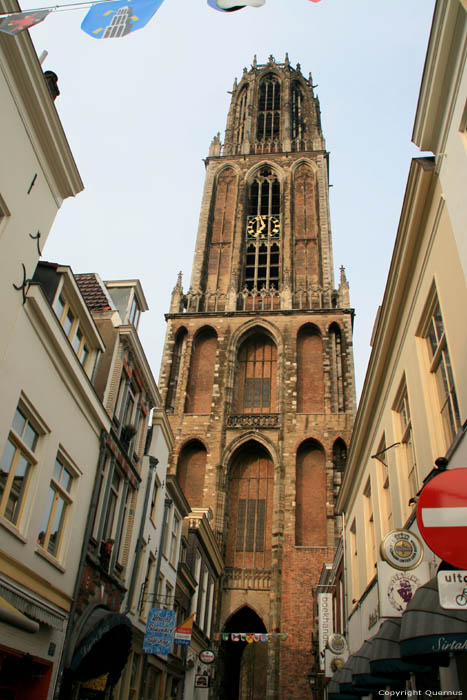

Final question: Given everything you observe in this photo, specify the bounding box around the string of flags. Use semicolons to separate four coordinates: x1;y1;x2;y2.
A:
0;0;321;38
212;632;289;643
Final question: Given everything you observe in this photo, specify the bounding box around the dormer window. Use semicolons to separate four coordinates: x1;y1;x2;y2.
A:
129;296;140;329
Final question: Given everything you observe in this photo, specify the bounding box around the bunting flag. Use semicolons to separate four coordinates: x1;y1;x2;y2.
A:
207;0;265;12
218;632;287;642
0;9;50;34
174;612;195;646
81;0;165;38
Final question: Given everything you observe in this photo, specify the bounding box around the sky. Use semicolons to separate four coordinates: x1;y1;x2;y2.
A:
27;0;436;397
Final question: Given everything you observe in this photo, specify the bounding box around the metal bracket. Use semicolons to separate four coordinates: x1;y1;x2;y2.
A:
13;264;32;304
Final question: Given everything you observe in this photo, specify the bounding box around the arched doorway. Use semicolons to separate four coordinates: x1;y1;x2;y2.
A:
218;607;267;700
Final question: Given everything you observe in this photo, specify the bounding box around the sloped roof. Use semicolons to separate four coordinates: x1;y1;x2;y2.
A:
75;273;115;312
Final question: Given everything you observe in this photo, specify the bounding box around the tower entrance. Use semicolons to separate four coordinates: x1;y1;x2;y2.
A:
218;607;267;700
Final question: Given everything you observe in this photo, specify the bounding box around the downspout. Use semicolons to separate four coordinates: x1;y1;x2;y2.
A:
125;456;158;613
341;511;348;639
54;429;109;700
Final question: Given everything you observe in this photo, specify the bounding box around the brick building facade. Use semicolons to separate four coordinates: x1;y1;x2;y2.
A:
158;55;356;700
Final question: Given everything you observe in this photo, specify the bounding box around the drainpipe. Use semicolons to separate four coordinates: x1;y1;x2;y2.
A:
341;511;348;639
54;429;109;700
125;456;158;613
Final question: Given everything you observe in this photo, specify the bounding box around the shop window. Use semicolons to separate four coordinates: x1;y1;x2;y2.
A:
0;404;40;526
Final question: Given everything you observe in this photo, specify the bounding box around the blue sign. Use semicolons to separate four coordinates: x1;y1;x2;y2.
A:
143;608;175;655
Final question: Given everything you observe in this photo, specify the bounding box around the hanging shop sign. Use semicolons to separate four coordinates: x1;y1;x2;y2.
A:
380;529;424;570
195;674;210;688
318;593;333;670
377;560;430;617
325;647;348;678
143;608;175;655
327;633;347;655
199;649;216;664
417;468;467;569
437;570;467;610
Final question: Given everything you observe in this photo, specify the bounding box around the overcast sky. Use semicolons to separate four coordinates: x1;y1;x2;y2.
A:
28;0;436;397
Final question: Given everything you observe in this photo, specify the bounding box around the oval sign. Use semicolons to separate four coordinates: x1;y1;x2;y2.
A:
199;649;216;664
327;633;347;654
380;529;424;570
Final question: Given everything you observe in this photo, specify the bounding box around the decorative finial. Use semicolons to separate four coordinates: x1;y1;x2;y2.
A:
252;54;257;68
339;265;348;284
296;62;301;72
243;66;248;75
268;54;275;64
285;52;290;67
176;271;183;289
233;77;238;90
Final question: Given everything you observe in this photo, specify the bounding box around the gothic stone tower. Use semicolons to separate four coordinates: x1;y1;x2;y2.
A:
159;54;356;700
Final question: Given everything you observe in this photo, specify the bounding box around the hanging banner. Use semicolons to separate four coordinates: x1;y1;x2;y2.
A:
143;608;175;655
81;0;165;39
0;9;50;34
174;613;195;646
318;593;333;671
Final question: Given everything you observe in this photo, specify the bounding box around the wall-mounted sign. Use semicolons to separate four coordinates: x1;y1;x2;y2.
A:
143;608;175;655
318;593;333;671
199;649;216;664
380;529;424;570
327;633;347;655
378;561;430;617
325;648;348;678
195;674;210;688
417;468;467;569
438;570;467;610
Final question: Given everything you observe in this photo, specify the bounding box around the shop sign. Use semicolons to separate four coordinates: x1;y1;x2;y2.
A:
327;633;347;654
317;593;333;670
143;608;175;655
377;561;430;617
437;570;467;610
380;529;424;570
195;674;210;688
199;649;216;664
325;648;348;678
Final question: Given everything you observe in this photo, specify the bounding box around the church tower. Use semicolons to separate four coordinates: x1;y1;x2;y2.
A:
159;54;356;700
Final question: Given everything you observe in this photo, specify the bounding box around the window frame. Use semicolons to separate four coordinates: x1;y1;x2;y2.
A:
53;290;92;369
37;451;76;559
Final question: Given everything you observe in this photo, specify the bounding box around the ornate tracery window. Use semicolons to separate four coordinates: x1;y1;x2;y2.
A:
291;81;305;145
244;167;280;290
234;86;248;152
256;74;280;142
235;333;277;413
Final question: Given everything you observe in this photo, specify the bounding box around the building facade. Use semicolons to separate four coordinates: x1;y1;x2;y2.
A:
158;55;356;699
334;1;467;696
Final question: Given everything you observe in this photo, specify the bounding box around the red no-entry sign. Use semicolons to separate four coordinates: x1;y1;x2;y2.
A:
417;468;467;569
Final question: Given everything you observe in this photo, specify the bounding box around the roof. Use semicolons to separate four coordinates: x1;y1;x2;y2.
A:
75;273;115;313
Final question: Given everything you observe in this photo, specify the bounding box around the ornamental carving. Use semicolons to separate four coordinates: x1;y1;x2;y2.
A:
226;414;280;428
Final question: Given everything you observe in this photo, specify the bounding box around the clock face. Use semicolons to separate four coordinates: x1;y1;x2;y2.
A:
247;214;280;239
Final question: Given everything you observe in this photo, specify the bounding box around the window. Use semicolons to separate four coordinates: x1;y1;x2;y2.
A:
234;86;248;151
37;455;74;557
129;296;140;329
128;652;141;699
235;334;277;413
169;512;180;566
396;385;418;505
349;519;358;600
165;582;173;611
150;478;160;523
236;499;266;552
165;329;186;413
291;81;304;143
54;292;91;368
245;168;281;290
424;299;460;446
363;479;376;579
141;554;155;618
256;75;281;142
0;406;39;525
103;468;122;542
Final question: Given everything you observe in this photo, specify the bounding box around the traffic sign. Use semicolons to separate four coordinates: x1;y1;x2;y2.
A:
416;469;467;569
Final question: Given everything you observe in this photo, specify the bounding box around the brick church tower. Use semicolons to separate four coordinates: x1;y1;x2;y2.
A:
158;54;356;700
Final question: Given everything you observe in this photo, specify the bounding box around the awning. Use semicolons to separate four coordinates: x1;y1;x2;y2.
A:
0;595;39;633
338;656;366;696
0;580;65;629
351;639;400;690
370;618;430;678
400;576;467;666
70;607;132;685
328;670;360;700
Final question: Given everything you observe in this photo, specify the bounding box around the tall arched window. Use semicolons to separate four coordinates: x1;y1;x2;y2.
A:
234;86;248;152
235;333;277;413
296;324;324;413
185;327;217;414
165;327;186;413
332;438;347;499
329;323;346;412
295;440;326;546
177;440;207;508
291;81;304;144
226;442;273;569
256;74;280;142
245;167;280;290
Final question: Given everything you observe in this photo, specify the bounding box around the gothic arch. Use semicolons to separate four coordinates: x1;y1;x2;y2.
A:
296;323;324;413
328;322;346;413
295;438;327;546
221;431;280;471
224;440;274;570
245;160;286;185
290;157;319;177
176;439;207;509
213;161;243;181
184;326;217;414
165;326;187;413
